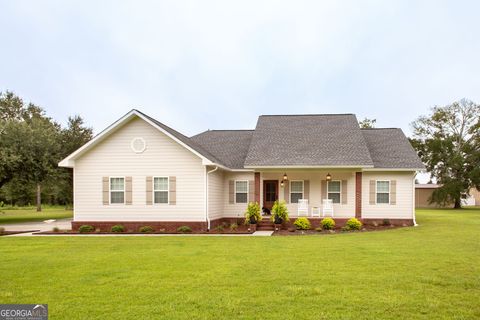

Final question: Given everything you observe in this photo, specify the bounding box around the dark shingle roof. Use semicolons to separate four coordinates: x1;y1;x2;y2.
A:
243;114;374;167
191;130;254;169
361;128;425;169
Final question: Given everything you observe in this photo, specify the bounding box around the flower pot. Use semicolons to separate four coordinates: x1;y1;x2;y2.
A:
249;216;257;225
274;216;283;225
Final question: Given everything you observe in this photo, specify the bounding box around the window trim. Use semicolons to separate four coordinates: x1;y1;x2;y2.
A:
375;180;391;205
234;180;249;204
290;180;304;204
327;180;342;204
109;176;126;205
153;176;170;205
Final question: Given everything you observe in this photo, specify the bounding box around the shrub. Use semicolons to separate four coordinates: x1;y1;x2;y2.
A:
346;218;362;230
177;226;192;233
111;225;125;233
0;227;5;234
321;218;335;230
215;225;224;232
315;227;323;232
382;219;391;226
52;227;60;232
244;202;261;224
341;226;351;232
271;200;289;223
78;225;94;233
139;226;154;233
294;217;311;230
229;223;238;231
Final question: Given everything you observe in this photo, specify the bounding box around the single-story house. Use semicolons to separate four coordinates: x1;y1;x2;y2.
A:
415;184;479;208
59;110;425;231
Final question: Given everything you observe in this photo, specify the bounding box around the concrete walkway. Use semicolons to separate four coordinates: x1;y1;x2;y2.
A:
0;219;72;236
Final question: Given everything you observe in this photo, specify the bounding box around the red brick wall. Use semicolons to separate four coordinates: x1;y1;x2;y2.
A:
254;172;260;203
355;172;362;218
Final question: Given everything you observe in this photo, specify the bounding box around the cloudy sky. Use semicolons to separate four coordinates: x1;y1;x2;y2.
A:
1;0;479;137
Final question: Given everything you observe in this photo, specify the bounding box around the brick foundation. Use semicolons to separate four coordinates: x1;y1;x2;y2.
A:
71;221;207;232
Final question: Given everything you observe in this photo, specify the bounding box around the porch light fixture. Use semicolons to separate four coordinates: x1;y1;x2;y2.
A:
280;180;284;188
283;173;288;181
326;173;332;181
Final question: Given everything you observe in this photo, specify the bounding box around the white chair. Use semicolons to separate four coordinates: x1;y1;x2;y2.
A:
322;199;334;217
311;207;320;217
297;199;309;216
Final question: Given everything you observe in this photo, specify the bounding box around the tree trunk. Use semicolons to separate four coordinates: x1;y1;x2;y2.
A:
454;198;461;209
36;183;42;212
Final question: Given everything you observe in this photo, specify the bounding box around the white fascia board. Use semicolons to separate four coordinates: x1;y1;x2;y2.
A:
243;165;374;169
58;110;214;168
362;168;424;172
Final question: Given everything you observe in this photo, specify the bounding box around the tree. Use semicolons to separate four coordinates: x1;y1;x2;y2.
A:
359;118;376;128
411;99;480;208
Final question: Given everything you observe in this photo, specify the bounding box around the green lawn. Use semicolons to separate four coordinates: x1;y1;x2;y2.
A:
0;205;73;224
1;208;479;319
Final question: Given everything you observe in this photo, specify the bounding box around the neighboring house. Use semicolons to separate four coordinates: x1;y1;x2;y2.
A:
59;110;425;231
415;184;478;208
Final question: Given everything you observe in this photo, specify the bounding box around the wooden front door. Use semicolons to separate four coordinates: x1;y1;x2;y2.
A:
263;180;279;211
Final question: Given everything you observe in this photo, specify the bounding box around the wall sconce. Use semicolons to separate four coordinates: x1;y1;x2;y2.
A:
326;173;332;181
283;173;288;181
280;180;284;188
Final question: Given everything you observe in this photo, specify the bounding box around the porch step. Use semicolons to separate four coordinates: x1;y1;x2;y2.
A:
256;218;275;231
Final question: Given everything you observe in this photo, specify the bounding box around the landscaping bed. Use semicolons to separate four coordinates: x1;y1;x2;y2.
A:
273;224;405;236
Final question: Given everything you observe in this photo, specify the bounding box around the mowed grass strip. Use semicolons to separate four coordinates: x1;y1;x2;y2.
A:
0;206;73;224
0;208;479;319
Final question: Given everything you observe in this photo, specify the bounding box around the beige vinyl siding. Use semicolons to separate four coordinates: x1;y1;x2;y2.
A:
260;171;356;218
223;172;255;218
362;171;415;219
74;116;205;221
207;167;225;221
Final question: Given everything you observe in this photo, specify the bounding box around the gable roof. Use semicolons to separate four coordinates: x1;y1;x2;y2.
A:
244;114;374;168
361;128;425;170
191;130;254;169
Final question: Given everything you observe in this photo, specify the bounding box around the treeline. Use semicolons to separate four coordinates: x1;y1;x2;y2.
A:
0;91;93;210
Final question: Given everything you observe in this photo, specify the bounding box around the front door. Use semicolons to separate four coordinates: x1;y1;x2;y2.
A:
263;180;278;212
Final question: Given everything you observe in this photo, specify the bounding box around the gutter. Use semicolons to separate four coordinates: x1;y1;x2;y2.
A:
412;172;418;226
205;166;219;230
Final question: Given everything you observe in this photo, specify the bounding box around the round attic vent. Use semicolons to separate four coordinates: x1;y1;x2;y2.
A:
131;137;146;153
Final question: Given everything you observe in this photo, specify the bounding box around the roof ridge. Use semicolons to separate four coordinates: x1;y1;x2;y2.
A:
259;113;355;117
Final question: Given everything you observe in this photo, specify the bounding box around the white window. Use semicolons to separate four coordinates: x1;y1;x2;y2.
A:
290;180;304;203
327;181;341;204
110;177;125;204
235;180;248;203
376;181;390;204
154;177;169;204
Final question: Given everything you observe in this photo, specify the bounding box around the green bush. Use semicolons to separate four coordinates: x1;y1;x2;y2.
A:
229;223;238;231
294;217;311;230
177;226;192;233
52;227;60;232
315;227;323;232
321;218;335;230
111;225;125;233
271;200;289;223
215;225;224;232
383;219;391;226
78;225;94;233
346;218;362;230
139;226;154;233
244;202;261;224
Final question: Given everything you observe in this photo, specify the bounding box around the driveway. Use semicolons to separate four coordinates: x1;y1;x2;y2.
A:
0;218;72;236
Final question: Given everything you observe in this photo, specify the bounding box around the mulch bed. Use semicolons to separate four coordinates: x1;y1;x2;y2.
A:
273;224;407;236
0;230;40;236
34;230;254;235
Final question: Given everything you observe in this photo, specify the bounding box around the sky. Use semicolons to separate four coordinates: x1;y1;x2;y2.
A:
1;0;479;139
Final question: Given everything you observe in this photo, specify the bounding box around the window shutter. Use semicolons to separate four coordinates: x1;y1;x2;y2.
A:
390;180;397;205
248;180;255;203
102;177;109;205
304;180;310;200
321;180;327;201
369;180;376;205
284;180;289;203
229;180;234;204
169;176;176;205
146;176;152;205
341;180;347;204
125;176;132;205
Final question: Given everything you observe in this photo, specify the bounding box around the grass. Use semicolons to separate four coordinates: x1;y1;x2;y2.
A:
0;205;73;224
0;208;479;319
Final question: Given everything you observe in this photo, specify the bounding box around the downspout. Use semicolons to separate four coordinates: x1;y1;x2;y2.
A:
412;172;418;227
205;166;219;231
